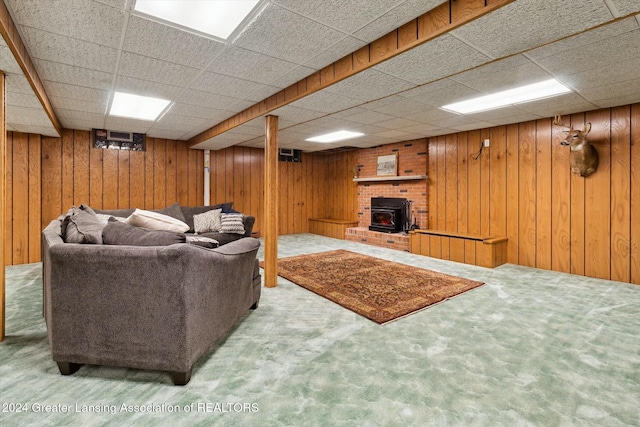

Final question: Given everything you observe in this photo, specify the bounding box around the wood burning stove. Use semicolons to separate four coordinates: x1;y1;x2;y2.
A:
369;197;407;233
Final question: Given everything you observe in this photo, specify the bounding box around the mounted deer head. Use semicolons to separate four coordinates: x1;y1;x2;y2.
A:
554;115;599;177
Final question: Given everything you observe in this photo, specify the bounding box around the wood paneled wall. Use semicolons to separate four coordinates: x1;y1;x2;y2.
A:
428;104;640;285
4;132;357;265
208;146;358;235
5;129;203;266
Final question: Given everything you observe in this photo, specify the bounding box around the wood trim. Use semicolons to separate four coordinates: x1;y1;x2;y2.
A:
187;0;516;147
264;115;278;288
0;72;6;341
0;1;62;136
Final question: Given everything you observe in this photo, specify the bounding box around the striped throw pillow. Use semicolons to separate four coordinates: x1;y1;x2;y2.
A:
220;213;245;235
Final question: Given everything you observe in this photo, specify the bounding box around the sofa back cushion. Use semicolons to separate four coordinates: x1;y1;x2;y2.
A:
180;202;233;233
103;218;186;246
95;202;186;223
62;205;104;244
127;208;190;233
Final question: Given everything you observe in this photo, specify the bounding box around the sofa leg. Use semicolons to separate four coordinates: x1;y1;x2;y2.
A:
250;301;258;310
57;362;82;376
171;369;192;386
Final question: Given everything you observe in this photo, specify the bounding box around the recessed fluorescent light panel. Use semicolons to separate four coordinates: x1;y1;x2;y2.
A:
109;92;171;121
305;130;365;143
134;0;260;40
441;79;571;114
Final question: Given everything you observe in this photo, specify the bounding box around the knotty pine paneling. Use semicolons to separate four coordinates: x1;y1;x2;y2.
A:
4;131;203;265
427;103;640;285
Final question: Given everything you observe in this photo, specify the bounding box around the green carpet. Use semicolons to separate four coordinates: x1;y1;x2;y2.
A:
1;233;639;426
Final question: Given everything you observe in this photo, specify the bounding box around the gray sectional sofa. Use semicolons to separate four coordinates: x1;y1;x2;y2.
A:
41;203;261;385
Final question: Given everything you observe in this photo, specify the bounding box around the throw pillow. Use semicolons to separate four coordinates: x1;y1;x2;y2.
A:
185;235;219;249
193;208;222;233
219;213;245;235
103;218;186;246
180;202;233;232
63;205;104;244
126;208;190;233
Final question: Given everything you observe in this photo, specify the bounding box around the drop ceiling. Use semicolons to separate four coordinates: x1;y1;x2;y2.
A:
1;0;639;152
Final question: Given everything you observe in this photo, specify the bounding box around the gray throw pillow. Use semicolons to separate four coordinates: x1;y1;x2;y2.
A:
194;208;222;233
63;205;104;244
219;213;245;234
102;218;186;246
185;235;219;249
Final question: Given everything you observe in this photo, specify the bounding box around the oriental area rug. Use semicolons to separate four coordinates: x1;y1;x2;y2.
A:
265;250;485;324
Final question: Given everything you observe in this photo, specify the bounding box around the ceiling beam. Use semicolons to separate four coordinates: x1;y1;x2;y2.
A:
188;0;516;147
0;0;62;136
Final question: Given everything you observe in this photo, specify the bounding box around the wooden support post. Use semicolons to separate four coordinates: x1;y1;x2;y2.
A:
264;115;278;288
0;72;6;341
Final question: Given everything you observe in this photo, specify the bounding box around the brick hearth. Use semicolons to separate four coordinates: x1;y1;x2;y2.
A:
345;227;410;252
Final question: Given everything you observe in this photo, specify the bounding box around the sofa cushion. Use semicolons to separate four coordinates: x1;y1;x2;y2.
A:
180;202;233;233
94;202;186;223
103;218;186;246
62;205;104;244
199;231;244;246
127;208;190;233
220;213;245;234
185;235;219;248
193;208;222;233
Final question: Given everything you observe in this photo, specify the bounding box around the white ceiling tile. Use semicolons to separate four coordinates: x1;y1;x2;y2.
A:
174;88;245;112
117;52;200;88
6;92;42;108
44;81;110;103
453;60;554;94
244;84;283;103
290;91;363;114
532;28;640;77
268;65;316;89
405;108;458;125
272;0;403;34
303;36;367;70
0;46;24;74
451;0;614;59
449;121;499;132
339;110;396;125
372;129;415;139
526;16;639;60
561;56;640;90
20;27;118;72
606;0;640;16
57;109;105;130
10;124;59;137
6;105;49;123
233;3;346;63
155;113;207;132
104;116;153;134
146;128;188;140
354;0;442;42
189;71;268;99
206;46;297;84
50;96;107;115
365;98;429;117
577;77;640;104
402;123;448;135
169;103;232;121
374;34;491;85
402;81;482;109
123;14;225;69
113;75;185;100
6;0;126;48
35;59;113;90
269;105;326;124
506;93;598;117
375;117;422;130
324;68;415;101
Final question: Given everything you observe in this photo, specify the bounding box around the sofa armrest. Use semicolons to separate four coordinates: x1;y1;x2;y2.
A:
242;215;255;237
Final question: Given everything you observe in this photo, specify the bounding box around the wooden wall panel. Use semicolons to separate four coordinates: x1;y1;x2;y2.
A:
631;103;640;285
456;132;468;234
425;103;639;285
610;105;631;283
5;131;203;265
584;109;611;280
551;118;571;273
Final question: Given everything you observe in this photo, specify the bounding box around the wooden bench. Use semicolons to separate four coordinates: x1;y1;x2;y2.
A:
409;229;507;268
308;218;359;240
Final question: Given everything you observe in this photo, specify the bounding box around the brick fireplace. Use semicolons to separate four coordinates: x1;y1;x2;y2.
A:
345;139;428;251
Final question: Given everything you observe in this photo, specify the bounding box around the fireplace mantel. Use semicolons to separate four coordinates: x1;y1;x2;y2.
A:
353;175;427;183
